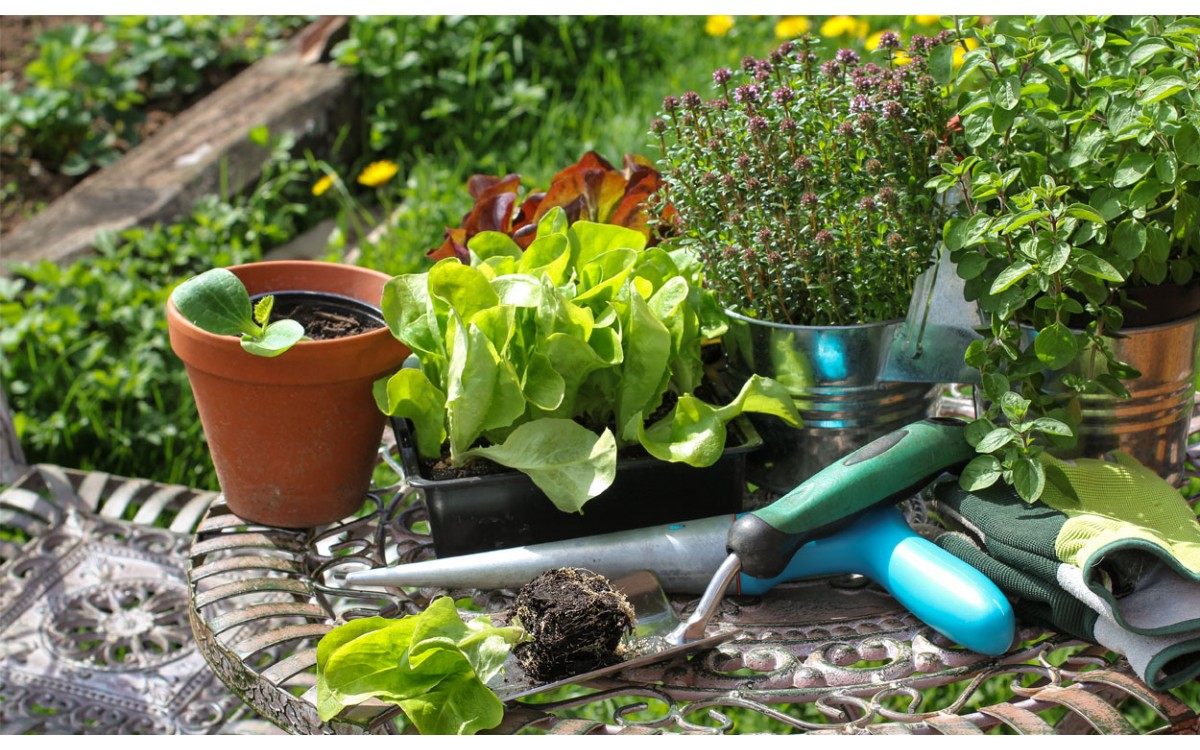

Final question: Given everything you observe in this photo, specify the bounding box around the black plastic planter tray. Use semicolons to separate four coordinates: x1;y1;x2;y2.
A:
391;417;762;558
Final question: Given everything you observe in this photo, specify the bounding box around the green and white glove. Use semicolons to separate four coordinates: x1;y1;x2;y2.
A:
932;451;1200;691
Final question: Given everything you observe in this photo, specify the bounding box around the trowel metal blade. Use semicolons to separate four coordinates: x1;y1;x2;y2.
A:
880;244;983;385
487;570;736;702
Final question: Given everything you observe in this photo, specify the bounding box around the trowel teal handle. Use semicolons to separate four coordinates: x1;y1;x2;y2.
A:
729;418;973;579
739;505;1015;655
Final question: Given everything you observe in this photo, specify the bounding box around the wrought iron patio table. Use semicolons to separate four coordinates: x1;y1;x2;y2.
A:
184;403;1200;736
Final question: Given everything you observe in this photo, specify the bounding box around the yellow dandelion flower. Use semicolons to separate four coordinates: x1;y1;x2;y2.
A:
820;15;860;38
706;15;735;37
865;29;898;50
893;50;913;66
775;16;810;39
953;37;981;68
857;20;869;38
357;160;399;188
914;15;941;26
312;174;334;197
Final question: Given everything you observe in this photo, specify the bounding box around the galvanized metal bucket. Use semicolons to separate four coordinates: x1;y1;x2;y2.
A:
722;311;937;495
1049;311;1200;483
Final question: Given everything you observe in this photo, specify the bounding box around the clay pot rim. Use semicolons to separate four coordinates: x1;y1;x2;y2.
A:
167;260;409;384
167;260;395;349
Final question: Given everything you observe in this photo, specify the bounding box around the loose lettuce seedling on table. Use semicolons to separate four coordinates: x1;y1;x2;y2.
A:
171;268;305;357
316;596;523;735
376;206;802;513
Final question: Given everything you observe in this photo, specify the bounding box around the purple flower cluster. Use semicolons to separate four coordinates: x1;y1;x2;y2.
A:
835;49;860;66
850;95;872;115
653;33;956;325
880;100;905;120
733;85;760;105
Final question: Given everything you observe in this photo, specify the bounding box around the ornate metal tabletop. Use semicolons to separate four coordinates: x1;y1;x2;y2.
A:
0;465;273;734
185;403;1200;736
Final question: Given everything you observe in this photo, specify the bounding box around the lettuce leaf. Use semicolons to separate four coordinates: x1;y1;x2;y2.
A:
316;597;523;735
377;206;801;513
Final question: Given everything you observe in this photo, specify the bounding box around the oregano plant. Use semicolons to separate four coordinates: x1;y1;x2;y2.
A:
926;15;1200;502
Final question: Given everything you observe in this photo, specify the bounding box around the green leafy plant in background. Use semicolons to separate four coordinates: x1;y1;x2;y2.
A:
376;207;800;513
0;15;310;179
0;134;314;488
317;597;522;735
170;268;305;357
332;16;676;171
927;15;1200;502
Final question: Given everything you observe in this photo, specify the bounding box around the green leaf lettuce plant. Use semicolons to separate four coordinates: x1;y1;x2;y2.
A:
927;15;1200;502
316;596;523;734
376;206;801;514
653;32;958;325
171;268;305;357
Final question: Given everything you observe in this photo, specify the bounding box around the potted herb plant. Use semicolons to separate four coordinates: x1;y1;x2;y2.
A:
376;206;800;556
653;33;959;491
927;15;1200;502
167;260;410;527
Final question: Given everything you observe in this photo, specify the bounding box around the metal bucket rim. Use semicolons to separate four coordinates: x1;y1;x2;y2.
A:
1114;308;1200;335
724;309;902;332
1021;308;1200;339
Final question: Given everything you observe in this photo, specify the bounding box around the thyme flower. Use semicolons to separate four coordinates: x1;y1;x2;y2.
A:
654;34;956;325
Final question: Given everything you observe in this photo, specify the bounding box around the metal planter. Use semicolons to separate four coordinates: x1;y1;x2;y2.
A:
721;311;937;494
1052;310;1200;482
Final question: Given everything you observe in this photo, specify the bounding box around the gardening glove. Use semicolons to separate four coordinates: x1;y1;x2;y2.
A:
929;452;1200;692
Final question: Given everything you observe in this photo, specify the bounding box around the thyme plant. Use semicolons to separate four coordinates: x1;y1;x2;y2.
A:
654;33;957;325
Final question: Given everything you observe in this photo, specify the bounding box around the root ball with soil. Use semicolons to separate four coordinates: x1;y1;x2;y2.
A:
512;567;636;682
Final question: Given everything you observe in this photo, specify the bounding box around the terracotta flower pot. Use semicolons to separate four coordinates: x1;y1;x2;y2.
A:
167;261;410;527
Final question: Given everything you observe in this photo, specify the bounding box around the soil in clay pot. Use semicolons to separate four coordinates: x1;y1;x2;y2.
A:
252;291;384;340
512;567;636;682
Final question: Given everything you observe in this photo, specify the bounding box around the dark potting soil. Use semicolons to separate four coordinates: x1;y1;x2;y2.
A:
1121;280;1200;328
511;567;635;683
257;291;384;341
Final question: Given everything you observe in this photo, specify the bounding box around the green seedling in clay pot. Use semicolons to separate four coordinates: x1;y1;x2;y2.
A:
167;260;407;529
171;268;305;357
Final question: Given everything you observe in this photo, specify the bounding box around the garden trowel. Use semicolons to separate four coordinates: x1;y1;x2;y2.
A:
349;418;1016;699
485;569;735;702
879;244;983;386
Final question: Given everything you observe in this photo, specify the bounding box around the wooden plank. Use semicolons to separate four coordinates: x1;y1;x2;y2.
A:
1;17;356;273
